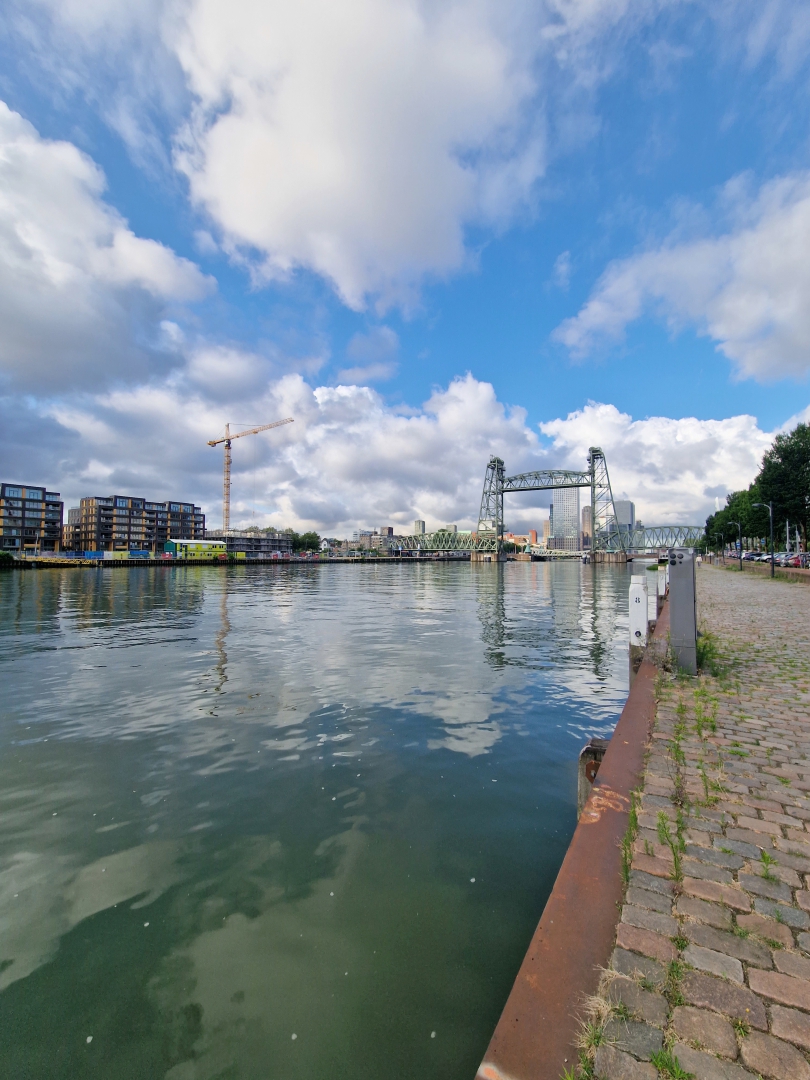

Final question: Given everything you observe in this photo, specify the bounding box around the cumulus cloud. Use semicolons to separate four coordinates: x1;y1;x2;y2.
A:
169;0;549;309
10;0;695;310
3;363;784;535
554;172;810;381
0;101;212;391
540;402;773;523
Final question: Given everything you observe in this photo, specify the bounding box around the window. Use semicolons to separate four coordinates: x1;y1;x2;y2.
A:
25;490;43;500
45;493;60;502
4;487;22;498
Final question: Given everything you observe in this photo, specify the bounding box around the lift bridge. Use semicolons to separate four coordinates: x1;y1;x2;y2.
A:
398;447;703;555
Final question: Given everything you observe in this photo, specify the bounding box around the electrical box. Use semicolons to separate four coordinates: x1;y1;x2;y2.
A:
669;547;697;675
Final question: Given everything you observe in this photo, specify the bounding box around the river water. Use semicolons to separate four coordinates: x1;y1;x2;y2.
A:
0;561;632;1079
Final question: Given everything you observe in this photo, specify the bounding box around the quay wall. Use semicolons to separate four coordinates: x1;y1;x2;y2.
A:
476;603;670;1080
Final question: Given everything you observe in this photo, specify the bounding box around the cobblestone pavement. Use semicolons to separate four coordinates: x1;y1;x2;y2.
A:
584;565;810;1080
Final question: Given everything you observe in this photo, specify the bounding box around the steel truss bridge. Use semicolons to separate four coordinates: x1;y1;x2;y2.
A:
399;448;703;554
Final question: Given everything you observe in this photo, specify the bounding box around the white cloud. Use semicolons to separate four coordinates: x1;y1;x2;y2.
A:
0;101;212;392
11;0;692;309
540;402;773;523
552;250;572;289
335;362;398;385
4;362;790;535
554;172;810;381
169;0;548;310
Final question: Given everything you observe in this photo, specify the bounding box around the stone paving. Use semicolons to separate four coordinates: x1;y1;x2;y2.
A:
584;565;810;1080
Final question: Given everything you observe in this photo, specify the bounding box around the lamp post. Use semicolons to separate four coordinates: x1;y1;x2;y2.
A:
753;502;775;578
728;521;742;572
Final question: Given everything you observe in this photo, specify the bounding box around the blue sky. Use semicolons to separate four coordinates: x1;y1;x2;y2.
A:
0;1;809;533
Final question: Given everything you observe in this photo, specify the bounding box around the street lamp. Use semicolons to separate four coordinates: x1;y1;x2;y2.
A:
728;521;742;573
752;502;775;578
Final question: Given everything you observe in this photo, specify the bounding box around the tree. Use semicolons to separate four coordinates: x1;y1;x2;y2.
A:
758;423;810;546
284;530;321;552
704;422;810;550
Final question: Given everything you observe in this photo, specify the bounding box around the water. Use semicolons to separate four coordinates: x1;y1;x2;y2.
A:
0;561;632;1079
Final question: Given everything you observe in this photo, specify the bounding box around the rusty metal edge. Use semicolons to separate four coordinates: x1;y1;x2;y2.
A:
476;601;670;1080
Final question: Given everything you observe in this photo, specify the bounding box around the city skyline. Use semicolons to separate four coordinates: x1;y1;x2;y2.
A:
1;5;809;535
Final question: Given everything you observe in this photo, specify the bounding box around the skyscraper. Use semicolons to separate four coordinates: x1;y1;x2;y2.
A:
552;487;581;550
582;505;592;549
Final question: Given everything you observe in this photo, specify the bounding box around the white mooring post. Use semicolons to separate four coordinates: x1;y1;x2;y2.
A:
646;566;658;625
629;574;648;685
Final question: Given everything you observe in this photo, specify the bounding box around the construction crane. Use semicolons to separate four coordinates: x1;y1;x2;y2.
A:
208;418;293;531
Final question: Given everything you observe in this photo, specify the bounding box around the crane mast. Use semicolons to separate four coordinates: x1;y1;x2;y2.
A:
208;418;293;531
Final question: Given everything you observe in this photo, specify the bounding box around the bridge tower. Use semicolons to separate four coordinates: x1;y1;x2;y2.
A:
478;456;505;548
588;447;623;553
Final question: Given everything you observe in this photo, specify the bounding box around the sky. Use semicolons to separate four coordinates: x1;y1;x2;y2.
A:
1;0;809;536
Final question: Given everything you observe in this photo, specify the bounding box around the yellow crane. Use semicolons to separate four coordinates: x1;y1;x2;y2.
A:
208;418;294;531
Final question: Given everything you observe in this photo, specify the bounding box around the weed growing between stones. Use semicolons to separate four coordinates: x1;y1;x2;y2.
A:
656;809;684;880
620;790;640;886
760;850;778;882
663;960;686;1008
732;1018;750;1039
696;630;722;676
651;1047;694;1078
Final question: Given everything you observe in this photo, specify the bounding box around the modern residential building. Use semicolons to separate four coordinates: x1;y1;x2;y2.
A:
72;494;205;553
444;524;458;534
199;530;292;557
413;519;426;535
62;507;80;552
1;483;63;553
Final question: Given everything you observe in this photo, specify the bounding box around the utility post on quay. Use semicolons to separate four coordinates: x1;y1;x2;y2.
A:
753;500;775;578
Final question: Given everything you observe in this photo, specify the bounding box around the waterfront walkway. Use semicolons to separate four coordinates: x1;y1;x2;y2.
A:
588;566;810;1079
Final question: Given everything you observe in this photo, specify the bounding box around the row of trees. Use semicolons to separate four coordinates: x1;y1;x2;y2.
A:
705;423;810;550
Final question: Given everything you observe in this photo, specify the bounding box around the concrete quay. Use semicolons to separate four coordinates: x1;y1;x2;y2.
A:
477;562;810;1080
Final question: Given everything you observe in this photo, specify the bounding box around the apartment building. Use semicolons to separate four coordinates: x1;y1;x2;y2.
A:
72;495;205;553
0;482;63;553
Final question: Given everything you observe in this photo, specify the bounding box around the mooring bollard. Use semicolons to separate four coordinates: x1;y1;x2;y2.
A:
669;547;697;675
629;574;648;685
577;736;610;816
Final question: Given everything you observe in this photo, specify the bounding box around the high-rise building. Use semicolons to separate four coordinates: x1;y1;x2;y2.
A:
581;505;592;549
614;500;635;529
413;519;426;535
0;483;63;554
74;495;205;553
550;487;581;550
444;524;458;534
542;518;551;547
380;526;394;537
